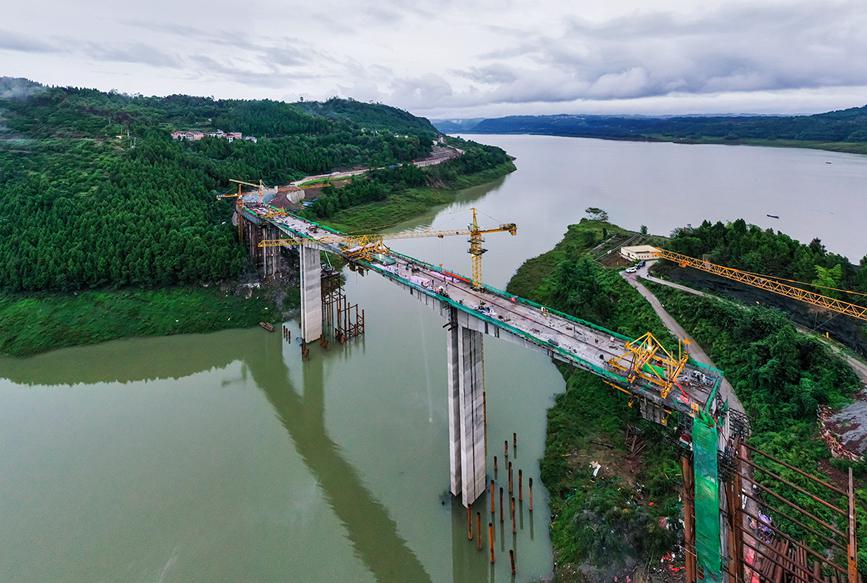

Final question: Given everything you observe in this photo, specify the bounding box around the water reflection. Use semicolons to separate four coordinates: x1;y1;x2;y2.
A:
0;328;430;582
245;336;432;582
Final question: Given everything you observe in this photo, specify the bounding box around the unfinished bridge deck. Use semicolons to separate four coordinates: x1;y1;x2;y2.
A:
242;205;723;420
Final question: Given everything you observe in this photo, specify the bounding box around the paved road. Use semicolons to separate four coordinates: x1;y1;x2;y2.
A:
291;145;462;187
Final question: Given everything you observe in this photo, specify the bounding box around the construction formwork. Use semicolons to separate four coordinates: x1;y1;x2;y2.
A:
322;275;365;344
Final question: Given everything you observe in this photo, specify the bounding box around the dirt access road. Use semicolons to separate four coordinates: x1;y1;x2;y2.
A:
621;263;744;432
291;144;462;187
629;261;867;459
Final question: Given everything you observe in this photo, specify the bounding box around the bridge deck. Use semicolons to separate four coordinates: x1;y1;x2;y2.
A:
242;205;723;419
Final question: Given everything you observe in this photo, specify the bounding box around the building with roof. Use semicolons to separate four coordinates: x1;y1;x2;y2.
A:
620;245;659;261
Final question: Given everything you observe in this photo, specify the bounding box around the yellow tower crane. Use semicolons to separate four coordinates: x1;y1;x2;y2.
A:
216;179;266;204
216;179;267;237
651;247;867;322
258;208;517;290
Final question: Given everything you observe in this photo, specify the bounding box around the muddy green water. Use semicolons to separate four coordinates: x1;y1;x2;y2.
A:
2;136;866;582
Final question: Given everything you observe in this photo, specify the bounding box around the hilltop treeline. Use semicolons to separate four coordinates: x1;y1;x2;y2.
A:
448;105;867;146
0;83;506;292
667;219;867;296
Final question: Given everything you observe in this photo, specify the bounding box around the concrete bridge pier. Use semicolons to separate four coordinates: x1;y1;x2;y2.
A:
261;224;280;278
300;245;323;343
446;308;487;507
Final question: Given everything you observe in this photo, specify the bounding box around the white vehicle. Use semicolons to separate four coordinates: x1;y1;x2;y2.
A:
409;275;433;289
625;267;638;274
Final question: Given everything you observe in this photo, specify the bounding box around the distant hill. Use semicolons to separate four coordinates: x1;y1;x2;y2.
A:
429;118;485;133
433;106;867;151
0;77;44;100
296;98;437;134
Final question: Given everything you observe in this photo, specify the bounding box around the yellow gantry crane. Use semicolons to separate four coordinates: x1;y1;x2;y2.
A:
258;208;517;290
607;332;690;401
652;248;867;322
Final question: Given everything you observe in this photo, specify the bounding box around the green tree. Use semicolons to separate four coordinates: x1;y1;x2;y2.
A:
813;264;843;297
584;207;609;221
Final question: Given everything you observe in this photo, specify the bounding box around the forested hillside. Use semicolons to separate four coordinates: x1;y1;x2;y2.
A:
0;80;494;293
307;137;513;219
666;219;867;294
435;106;867;153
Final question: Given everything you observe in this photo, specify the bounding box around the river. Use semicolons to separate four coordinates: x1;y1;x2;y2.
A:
2;135;866;583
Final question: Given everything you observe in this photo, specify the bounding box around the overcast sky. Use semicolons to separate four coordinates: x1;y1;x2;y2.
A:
3;0;867;118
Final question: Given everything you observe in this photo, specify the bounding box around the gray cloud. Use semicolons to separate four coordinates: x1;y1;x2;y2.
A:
81;43;180;67
498;1;867;102
4;0;867;117
0;30;61;53
455;64;517;84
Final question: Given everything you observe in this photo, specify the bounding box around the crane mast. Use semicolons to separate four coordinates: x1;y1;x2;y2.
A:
468;208;486;290
216;178;267;238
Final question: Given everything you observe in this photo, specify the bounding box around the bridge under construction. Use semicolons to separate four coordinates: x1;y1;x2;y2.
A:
229;191;861;583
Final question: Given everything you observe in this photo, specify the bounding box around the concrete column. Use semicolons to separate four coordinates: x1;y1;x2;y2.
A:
300;246;322;342
447;312;487;507
447;317;462;497
265;225;278;278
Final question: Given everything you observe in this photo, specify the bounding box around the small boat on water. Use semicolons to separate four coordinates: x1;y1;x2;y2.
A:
766;214;780;219
259;321;275;332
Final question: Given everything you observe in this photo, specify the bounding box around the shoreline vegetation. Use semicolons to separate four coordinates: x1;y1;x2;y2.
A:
506;217;867;580
436;106;867;157
0;79;514;357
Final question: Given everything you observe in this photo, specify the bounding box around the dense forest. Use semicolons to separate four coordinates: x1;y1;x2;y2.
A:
666;219;867;296
435;105;867;150
0;79;506;293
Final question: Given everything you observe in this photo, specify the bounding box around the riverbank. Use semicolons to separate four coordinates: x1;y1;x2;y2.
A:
506;219;685;582
0;161;515;358
322;160;515;233
0;285;292;357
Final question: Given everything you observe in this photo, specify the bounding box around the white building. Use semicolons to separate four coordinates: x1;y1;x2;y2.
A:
171;129;256;143
620;245;659;261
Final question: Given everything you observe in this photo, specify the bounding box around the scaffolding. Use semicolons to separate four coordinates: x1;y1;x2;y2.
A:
322;274;365;343
607;331;690;400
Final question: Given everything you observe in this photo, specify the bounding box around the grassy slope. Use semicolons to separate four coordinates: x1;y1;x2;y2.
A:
0;287;290;357
506;220;684;581
322;161;515;233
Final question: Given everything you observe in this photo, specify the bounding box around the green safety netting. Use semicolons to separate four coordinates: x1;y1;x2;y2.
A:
693;412;721;582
